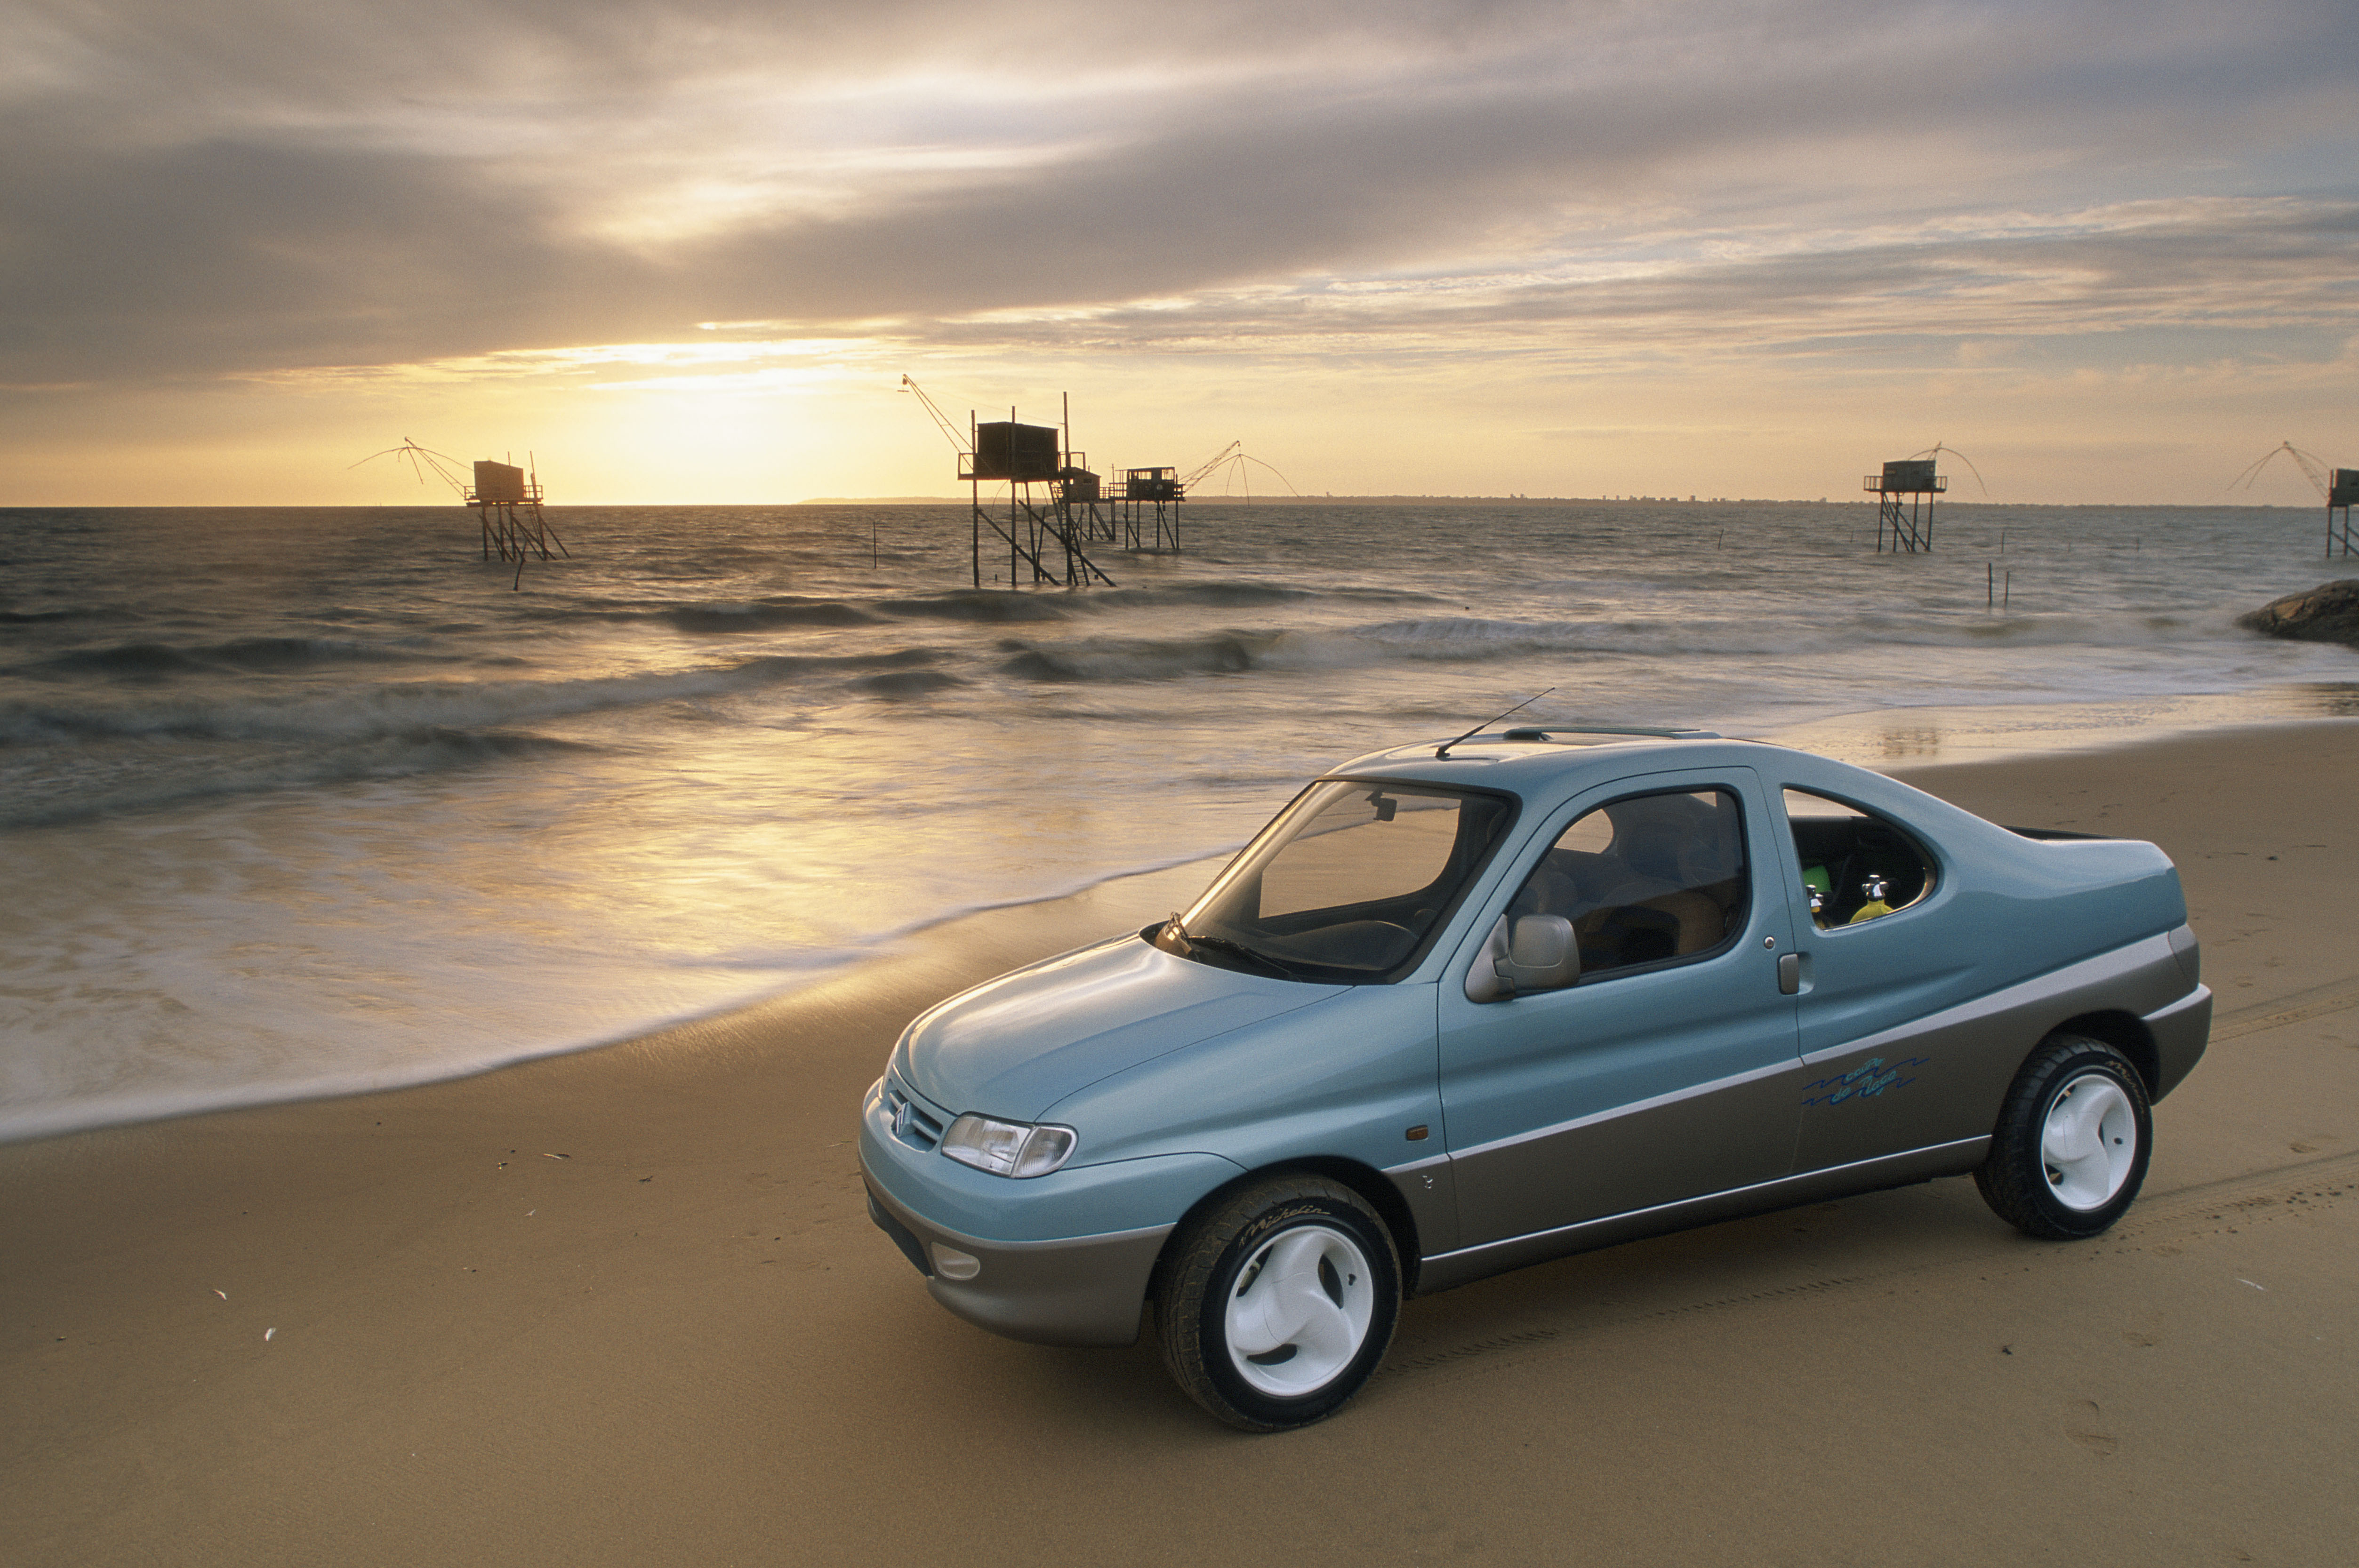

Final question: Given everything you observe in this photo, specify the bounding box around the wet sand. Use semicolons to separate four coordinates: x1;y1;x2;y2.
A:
5;722;2357;1565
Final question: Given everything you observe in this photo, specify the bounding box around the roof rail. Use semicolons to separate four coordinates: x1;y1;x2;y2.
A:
1499;725;1722;741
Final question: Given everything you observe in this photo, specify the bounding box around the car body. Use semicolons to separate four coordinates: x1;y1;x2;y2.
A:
859;727;2210;1428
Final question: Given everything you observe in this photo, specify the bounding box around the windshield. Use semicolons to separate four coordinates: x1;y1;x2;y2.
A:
1156;780;1516;983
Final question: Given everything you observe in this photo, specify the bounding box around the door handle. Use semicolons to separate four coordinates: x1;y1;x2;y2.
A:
1777;952;1802;995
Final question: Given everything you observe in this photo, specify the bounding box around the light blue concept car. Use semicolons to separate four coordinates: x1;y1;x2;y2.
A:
860;726;2210;1430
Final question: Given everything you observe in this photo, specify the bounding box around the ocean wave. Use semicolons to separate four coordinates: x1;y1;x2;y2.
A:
0;646;955;747
0;607;136;626
510;593;879;633
489;580;1429;637
997;632;1277;682
0;727;601;829
21;635;436;678
963;604;2269;692
852;669;969;697
662;600;879;632
1091;580;1440;611
29;641;209;675
1320;606;2261;663
880;592;1077;623
874;578;1440;619
0;845;1248;1146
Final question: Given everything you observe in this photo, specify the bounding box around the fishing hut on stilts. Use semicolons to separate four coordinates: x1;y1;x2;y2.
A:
1865;457;1945;552
350;438;571;590
1056;460;1186;555
2330;469;2357;558
1115;468;1185;552
1040;393;1183;558
898;378;1242;581
901;377;1121;588
1118;439;1300;544
960;412;1116;589
466;459;569;588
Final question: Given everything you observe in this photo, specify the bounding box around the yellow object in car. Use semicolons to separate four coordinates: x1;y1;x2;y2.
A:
1848;874;1894;924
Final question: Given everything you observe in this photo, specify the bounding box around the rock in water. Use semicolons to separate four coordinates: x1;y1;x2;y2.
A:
2239;580;2359;647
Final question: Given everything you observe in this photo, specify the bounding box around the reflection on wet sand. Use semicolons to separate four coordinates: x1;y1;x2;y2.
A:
1764;683;2359;769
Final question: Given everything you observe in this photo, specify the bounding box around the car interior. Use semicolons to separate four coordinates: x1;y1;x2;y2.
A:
1171;784;1517;980
1782;789;1936;927
1506;788;1750;978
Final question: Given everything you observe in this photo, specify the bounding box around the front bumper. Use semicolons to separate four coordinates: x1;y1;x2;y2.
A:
858;1075;1241;1347
862;1176;1171;1347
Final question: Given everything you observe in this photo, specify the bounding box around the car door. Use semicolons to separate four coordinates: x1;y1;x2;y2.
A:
1771;786;1975;1173
1437;766;1806;1251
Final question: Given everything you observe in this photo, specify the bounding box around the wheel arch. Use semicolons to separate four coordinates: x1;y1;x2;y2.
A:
1146;1156;1424;1304
2048;1009;2159;1097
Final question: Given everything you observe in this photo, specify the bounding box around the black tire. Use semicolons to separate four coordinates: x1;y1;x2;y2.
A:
1975;1034;2153;1240
1155;1175;1401;1432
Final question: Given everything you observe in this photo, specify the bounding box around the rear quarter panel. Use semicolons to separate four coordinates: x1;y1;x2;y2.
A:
1763;757;2195;1173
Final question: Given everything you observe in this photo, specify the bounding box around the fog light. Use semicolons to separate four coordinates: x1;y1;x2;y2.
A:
931;1244;981;1280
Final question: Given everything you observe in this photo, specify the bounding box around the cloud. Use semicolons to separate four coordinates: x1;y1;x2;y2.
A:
797;197;2359;381
2;0;2353;387
0;128;684;380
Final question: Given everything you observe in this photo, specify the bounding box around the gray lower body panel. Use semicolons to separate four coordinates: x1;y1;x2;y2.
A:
1414;1134;1990;1296
2147;983;2211;1102
863;1176;1171;1348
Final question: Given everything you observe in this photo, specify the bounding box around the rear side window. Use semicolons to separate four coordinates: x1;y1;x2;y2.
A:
1505;787;1751;979
1783;790;1937;928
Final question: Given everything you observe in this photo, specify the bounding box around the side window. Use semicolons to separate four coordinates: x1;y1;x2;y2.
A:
1505;787;1751;981
1782;790;1937;928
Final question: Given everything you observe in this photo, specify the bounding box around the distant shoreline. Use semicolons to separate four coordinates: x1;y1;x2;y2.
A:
789;496;2319;510
7;498;2323;512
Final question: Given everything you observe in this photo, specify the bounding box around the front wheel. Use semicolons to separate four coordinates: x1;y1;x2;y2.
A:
1155;1175;1400;1432
1975;1034;2153;1239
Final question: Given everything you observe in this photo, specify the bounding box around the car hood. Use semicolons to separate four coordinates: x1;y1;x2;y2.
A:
898;935;1344;1121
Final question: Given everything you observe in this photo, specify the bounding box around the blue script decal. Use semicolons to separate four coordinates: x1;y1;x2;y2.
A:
1801;1056;1930;1107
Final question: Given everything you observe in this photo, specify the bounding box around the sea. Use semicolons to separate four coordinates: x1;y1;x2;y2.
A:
4;500;2353;1142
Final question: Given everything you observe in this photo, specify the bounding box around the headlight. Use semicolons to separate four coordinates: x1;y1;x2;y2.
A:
940;1114;1077;1178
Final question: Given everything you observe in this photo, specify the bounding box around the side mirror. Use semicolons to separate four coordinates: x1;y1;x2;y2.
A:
1464;914;1581;1002
1500;915;1580;992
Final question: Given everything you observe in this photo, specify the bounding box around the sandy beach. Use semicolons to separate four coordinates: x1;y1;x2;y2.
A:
5;720;2356;1566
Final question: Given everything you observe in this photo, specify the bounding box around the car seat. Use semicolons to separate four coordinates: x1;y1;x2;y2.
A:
1579;794;1733;964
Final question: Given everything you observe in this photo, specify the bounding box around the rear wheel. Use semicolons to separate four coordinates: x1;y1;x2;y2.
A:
1155;1175;1400;1432
1975;1034;2152;1239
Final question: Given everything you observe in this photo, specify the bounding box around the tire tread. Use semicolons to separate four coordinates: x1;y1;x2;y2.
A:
1975;1033;2151;1240
1154;1174;1397;1432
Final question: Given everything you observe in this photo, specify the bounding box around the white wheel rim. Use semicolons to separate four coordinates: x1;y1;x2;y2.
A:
1223;1224;1376;1398
2040;1072;2137;1210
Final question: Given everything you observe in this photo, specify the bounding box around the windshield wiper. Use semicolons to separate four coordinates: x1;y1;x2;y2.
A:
1173;927;1301;980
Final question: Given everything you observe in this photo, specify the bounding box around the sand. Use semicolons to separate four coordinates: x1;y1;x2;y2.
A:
5;721;2356;1565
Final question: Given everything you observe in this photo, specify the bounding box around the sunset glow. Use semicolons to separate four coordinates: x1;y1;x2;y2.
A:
4;1;2352;504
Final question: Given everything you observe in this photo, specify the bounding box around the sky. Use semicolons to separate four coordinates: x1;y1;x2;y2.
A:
2;0;2353;506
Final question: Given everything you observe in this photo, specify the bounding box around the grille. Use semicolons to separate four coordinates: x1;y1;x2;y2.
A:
883;1077;945;1151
